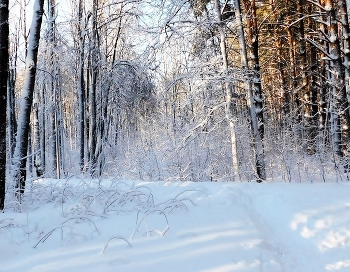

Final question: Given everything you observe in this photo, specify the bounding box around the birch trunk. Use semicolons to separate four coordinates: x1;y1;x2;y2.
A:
213;0;240;181
33;93;43;176
0;0;9;210
13;0;44;197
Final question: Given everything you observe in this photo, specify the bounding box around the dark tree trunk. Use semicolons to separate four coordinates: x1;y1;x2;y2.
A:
326;0;350;156
8;33;18;160
0;0;9;210
319;0;329;136
89;0;99;176
78;0;85;172
339;0;350;121
242;0;266;181
303;3;318;155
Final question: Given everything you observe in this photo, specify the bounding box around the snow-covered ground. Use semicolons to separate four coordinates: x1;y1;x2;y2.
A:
1;179;350;272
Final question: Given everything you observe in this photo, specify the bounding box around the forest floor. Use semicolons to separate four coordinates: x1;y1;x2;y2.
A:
0;178;350;272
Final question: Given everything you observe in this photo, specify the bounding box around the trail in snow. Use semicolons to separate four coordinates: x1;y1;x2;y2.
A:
0;180;349;272
230;185;296;272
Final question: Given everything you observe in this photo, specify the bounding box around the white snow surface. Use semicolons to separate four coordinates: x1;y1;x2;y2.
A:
1;179;350;272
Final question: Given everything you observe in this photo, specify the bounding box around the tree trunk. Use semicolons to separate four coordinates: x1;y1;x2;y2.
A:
339;0;350;120
40;78;46;175
304;3;318;155
78;0;85;172
89;0;99;176
13;0;45;198
33;93;44;177
324;0;350;156
241;0;266;181
8;31;18;160
213;0;240;181
319;0;329;136
47;0;59;178
286;14;301;125
0;0;9;210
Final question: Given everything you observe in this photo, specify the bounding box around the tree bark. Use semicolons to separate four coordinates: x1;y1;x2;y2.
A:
303;3;318;155
324;0;350;156
241;0;266;181
0;0;9;210
33;93;43;177
89;0;99;176
13;0;45;198
339;0;350;120
78;0;85;172
213;0;240;181
319;0;329;136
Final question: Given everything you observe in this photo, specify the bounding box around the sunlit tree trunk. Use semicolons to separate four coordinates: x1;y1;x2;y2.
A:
286;14;301;124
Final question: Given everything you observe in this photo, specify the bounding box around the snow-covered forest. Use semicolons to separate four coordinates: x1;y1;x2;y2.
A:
0;0;350;271
2;0;350;188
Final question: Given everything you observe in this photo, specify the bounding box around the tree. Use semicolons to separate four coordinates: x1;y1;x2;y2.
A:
77;0;87;172
0;0;9;210
323;0;350;157
13;0;45;198
213;0;240;181
241;0;266;181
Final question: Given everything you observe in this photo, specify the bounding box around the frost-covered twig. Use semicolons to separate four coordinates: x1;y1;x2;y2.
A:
3;201;23;213
33;225;66;248
61;217;100;235
33;216;100;248
174;189;209;199
0;218;15;229
131;209;169;239
101;235;132;253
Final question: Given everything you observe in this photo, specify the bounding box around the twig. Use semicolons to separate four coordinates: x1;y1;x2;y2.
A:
101;235;132;253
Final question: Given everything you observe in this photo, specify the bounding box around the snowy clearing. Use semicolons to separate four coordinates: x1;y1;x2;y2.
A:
1;179;350;272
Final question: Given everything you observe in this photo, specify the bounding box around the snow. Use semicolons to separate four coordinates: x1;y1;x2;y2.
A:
1;179;350;272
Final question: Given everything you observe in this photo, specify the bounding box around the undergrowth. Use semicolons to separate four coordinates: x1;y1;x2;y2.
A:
1;178;206;250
